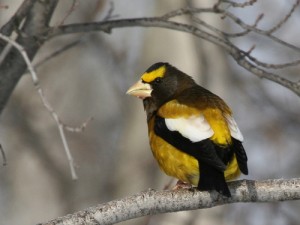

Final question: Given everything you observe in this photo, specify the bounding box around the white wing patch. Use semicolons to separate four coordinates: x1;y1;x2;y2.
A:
165;115;214;143
225;115;244;142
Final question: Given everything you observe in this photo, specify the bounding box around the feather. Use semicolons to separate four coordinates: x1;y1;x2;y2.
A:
154;116;227;172
225;114;244;142
165;115;214;142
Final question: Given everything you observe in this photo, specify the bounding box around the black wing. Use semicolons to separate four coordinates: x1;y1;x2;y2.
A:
154;115;234;172
232;138;248;175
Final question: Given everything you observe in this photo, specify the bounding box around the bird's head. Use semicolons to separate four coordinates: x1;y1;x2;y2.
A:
127;62;196;118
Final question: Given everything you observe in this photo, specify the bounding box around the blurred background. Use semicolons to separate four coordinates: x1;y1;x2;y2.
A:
0;0;300;224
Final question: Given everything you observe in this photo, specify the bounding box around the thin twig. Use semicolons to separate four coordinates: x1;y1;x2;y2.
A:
225;13;264;38
34;1;117;69
191;16;226;38
230;49;300;95
245;53;300;69
64;117;93;132
191;13;261;39
188;6;300;70
56;0;80;26
167;4;261;39
221;10;300;53
103;1;117;21
0;33;82;180
245;45;256;56
34;38;84;69
222;0;257;8
159;6;300;53
161;7;214;20
266;0;300;34
0;144;7;166
57;122;77;179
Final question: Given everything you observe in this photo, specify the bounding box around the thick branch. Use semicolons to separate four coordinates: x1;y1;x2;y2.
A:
0;0;36;35
41;178;300;225
0;0;58;115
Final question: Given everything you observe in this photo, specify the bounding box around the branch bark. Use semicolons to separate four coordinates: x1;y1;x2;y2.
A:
0;0;58;115
45;17;300;96
40;178;300;225
0;0;36;36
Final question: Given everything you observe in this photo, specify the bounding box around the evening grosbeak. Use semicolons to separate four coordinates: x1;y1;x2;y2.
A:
126;62;248;197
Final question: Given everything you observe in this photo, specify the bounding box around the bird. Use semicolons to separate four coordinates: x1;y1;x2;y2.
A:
126;62;248;197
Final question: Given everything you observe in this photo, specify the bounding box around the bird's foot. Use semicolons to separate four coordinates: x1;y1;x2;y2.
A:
172;180;193;190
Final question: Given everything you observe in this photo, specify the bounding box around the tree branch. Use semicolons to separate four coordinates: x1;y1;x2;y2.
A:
0;33;80;180
0;0;36;35
40;178;300;225
1;1;300;118
45;17;300;96
0;0;58;116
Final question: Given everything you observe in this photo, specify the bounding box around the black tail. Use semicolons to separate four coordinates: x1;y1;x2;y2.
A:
198;162;231;197
232;138;248;175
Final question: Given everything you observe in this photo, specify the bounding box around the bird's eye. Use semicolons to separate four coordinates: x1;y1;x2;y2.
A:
154;77;162;83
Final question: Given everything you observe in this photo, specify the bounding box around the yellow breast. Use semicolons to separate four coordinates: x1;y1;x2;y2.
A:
148;117;241;186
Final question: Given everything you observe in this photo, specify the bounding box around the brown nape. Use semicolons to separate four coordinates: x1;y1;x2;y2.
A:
168;68;196;96
146;63;231;115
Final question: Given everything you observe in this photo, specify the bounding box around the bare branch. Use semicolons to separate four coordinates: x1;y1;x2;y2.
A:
64;117;93;133
34;1;118;69
0;144;7;166
224;13;264;38
161;7;214;20
191;16;226;37
57;122;78;179
46;18;300;96
266;0;300;34
102;1;117;21
34;38;84;69
0;33;80;180
174;3;300;70
244;53;300;69
0;0;36;35
40;178;300;225
245;44;256;55
56;0;80;26
221;10;300;52
230;50;300;94
221;0;257;8
0;0;59;117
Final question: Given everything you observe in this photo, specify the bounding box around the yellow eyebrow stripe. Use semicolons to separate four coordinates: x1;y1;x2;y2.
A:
141;66;166;83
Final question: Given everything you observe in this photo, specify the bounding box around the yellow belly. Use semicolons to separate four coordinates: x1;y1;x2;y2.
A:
149;120;241;186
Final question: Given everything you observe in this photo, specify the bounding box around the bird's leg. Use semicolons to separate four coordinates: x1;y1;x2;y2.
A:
172;180;193;190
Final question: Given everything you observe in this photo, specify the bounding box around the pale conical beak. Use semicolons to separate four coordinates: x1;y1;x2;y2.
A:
126;80;152;99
